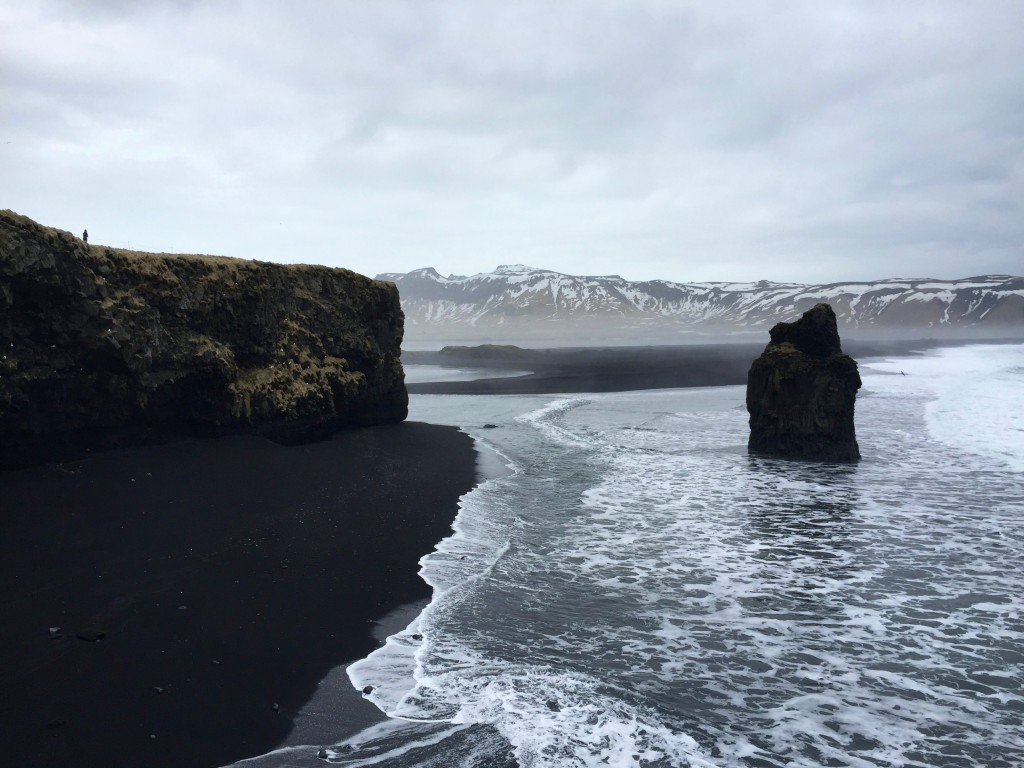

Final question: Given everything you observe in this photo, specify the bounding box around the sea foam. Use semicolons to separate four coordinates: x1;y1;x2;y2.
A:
865;343;1024;472
241;344;1024;767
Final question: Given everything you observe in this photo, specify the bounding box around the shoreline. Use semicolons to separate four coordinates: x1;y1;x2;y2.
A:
280;598;428;752
404;343;760;395
403;338;1011;395
0;423;477;768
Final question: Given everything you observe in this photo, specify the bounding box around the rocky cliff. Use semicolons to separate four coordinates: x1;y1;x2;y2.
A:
746;303;862;462
0;210;407;469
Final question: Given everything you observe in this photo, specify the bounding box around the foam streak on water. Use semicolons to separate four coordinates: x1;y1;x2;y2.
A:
262;344;1024;767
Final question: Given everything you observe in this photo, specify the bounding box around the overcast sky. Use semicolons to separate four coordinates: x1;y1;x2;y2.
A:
2;1;1022;283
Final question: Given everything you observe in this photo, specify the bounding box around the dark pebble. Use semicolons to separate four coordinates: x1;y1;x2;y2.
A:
482;423;498;429
411;633;423;641
361;685;374;695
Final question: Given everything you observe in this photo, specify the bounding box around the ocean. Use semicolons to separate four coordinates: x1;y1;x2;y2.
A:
243;343;1024;767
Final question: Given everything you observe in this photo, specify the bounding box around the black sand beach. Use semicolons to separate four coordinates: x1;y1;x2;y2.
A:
403;340;934;395
0;423;476;768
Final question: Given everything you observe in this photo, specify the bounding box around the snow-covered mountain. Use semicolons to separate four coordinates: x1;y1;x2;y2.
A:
378;265;1024;342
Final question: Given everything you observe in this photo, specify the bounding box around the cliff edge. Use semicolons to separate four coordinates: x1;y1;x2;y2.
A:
0;210;407;469
746;303;862;462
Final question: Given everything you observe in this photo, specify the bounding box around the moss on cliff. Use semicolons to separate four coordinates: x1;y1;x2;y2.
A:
0;210;407;468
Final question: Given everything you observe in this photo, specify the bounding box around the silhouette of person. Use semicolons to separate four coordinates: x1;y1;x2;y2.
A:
82;229;88;244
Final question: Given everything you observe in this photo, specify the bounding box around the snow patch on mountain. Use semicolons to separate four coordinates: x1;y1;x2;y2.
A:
377;266;1024;340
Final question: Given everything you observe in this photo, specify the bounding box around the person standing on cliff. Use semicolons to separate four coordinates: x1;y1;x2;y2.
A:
82;229;88;244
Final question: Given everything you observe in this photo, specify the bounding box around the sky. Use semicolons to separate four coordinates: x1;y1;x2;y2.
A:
1;1;1022;284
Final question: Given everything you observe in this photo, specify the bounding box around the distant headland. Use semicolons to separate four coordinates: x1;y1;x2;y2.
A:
382;264;1024;345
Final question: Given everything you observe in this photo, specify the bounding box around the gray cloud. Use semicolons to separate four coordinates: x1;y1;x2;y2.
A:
1;0;1021;282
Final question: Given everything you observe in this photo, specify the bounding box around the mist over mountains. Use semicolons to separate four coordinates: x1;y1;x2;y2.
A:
378;265;1024;344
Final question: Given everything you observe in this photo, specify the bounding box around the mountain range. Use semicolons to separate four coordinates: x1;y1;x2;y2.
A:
378;265;1024;343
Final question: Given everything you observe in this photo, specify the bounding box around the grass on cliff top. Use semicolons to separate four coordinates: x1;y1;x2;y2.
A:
93;244;371;283
2;208;381;285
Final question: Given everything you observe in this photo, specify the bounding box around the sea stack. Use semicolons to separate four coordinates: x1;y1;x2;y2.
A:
746;303;862;462
0;210;408;468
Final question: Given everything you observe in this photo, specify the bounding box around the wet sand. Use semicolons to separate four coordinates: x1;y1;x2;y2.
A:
0;423;476;768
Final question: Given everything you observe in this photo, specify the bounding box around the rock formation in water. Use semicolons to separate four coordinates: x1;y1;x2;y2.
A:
0;210;407;468
746;303;862;462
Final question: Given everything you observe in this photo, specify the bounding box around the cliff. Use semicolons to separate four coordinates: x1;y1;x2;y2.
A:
0;210;407;469
746;303;862;462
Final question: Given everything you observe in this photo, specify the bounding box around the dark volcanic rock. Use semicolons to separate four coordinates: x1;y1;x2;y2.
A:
746;303;862;462
0;210;407;469
75;628;106;642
